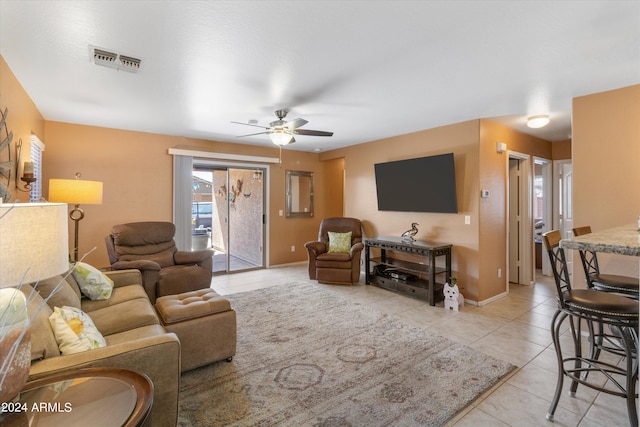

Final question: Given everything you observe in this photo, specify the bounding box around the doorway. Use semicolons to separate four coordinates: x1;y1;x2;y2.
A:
507;153;534;285
192;165;266;274
534;158;552;277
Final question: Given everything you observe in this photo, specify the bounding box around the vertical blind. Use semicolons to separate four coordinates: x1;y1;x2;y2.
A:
173;154;193;251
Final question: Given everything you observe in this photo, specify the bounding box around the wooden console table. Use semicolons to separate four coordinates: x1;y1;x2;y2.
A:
365;236;452;306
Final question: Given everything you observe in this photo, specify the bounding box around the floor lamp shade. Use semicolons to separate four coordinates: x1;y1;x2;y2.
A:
49;179;103;205
0;203;70;287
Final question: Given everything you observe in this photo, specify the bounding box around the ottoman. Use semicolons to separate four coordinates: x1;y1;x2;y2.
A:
155;289;237;372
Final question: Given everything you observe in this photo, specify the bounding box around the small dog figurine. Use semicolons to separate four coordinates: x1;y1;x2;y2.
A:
443;282;464;311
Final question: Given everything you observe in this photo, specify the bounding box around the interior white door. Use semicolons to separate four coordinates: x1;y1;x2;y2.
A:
560;162;573;272
508;158;520;283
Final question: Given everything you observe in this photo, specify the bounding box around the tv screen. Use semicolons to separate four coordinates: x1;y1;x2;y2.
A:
374;153;458;213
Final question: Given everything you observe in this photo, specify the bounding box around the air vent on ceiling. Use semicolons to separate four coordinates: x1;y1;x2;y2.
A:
89;45;142;73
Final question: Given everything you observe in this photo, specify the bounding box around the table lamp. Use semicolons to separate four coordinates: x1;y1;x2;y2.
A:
49;175;103;261
0;202;70;403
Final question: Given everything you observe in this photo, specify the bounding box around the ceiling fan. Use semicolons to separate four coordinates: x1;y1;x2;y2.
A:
232;109;333;146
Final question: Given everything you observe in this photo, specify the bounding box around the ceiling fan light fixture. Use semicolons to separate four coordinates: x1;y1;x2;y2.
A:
269;130;293;146
527;115;550;129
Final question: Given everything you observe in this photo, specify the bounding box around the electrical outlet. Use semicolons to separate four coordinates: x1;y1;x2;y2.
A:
291;245;295;252
465;215;471;225
279;210;284;216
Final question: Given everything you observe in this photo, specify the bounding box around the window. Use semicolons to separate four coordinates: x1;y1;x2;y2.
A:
29;135;45;202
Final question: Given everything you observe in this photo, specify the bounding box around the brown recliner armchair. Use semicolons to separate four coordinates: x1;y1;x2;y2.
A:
305;217;364;285
105;221;214;302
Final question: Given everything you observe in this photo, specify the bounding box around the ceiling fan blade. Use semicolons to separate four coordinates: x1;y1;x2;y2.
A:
293;129;333;137
236;131;270;137
231;121;269;129
285;118;308;129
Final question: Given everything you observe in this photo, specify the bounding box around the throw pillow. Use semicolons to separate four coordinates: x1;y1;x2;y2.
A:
49;306;107;355
328;231;352;253
71;262;114;300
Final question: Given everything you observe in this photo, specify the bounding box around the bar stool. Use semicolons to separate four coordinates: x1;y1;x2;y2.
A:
573;226;639;299
542;230;638;426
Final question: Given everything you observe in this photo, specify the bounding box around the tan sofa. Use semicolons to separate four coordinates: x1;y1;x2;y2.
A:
24;269;181;427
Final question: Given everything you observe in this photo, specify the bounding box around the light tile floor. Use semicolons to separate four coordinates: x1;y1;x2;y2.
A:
210;264;635;427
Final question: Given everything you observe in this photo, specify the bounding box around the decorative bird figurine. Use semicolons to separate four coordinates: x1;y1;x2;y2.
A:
401;223;419;241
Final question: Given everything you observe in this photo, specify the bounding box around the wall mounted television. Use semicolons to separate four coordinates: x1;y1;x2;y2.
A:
374;153;458;213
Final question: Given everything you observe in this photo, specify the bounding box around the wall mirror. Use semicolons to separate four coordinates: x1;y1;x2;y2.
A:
286;170;314;217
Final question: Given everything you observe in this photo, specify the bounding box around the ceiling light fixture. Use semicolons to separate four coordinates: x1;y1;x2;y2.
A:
269;129;293;146
527;115;550;129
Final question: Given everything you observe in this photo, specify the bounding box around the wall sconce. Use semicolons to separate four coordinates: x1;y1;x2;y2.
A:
19;162;36;189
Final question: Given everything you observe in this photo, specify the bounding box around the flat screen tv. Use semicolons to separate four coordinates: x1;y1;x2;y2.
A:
374;153;458;213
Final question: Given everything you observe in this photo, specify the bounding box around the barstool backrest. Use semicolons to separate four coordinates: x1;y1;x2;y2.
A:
542;230;572;308
572;226;599;289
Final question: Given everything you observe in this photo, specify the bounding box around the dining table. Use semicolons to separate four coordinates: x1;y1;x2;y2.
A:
560;223;640;257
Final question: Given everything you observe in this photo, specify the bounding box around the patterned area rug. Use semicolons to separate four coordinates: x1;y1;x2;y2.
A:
178;282;515;426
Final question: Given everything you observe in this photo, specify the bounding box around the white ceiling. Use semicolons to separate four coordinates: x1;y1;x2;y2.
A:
1;1;639;152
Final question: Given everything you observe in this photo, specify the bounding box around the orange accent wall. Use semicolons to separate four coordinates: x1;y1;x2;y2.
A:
0;56;44;203
552;139;571;160
572;84;640;280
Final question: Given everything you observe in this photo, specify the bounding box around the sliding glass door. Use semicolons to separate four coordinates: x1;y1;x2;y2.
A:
192;166;265;274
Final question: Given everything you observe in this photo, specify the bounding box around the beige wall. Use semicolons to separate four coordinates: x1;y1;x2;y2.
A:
572;84;640;280
478;120;552;299
42;122;328;267
323;120;483;299
322;119;553;303
0;56;45;203
320;157;345;218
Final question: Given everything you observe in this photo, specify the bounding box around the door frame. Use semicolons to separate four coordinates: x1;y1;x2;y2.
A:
506;151;535;286
553;159;573;274
192;159;270;271
534;156;553;277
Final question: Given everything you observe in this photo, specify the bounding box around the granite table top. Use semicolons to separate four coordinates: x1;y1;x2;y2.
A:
560;223;640;257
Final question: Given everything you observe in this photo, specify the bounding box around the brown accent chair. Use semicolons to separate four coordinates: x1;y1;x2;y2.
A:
305;217;364;285
106;221;214;303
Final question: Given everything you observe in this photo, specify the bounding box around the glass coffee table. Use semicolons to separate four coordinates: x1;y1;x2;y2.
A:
1;367;153;426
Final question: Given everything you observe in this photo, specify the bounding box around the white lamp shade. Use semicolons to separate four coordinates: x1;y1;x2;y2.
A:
49;179;103;205
0;203;69;287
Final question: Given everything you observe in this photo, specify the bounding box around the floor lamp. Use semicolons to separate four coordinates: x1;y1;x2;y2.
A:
49;175;103;262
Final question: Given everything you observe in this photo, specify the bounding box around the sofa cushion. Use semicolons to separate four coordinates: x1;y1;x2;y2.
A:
49;306;107;355
34;274;81;310
328;231;352;253
81;285;149;313
89;298;159;336
22;284;60;361
71;262;114;300
316;252;353;269
104;324;170;346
